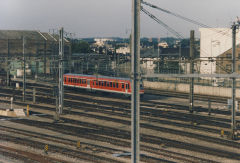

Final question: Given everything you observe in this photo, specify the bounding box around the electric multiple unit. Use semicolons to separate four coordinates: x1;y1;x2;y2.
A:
64;73;144;95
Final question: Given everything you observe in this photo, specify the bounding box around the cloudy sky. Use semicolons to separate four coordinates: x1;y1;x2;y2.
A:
0;0;239;38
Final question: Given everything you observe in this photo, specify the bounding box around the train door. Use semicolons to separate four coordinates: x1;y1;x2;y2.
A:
121;83;125;92
87;79;90;88
125;83;129;94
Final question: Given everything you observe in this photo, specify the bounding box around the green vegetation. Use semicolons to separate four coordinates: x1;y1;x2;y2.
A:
72;40;91;53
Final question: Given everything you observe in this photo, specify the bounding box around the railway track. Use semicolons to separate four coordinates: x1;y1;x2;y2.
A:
0;114;223;163
0;86;240;162
145;89;233;104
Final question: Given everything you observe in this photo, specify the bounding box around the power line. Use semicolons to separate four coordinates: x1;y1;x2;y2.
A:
141;7;183;39
141;0;240;40
141;0;209;28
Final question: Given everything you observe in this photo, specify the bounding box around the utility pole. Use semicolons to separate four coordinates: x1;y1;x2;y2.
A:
33;87;36;104
189;30;194;113
7;39;10;87
86;55;89;73
231;23;237;139
157;40;160;74
114;46;117;76
179;42;182;74
35;42;39;79
117;52;120;76
58;27;64;115
36;61;39;79
131;0;141;162
69;35;73;73
23;37;26;102
44;40;47;78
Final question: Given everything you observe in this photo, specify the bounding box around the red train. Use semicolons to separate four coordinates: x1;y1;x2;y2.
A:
64;73;144;95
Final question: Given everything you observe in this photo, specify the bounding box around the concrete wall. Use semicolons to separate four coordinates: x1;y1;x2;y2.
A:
144;81;240;98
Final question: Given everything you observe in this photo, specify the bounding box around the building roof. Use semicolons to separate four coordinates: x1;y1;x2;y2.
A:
0;30;69;42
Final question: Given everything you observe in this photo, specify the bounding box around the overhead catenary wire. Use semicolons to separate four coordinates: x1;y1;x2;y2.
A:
141;0;209;28
141;7;184;39
141;0;240;40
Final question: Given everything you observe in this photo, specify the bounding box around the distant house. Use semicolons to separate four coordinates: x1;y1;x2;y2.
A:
158;42;168;48
116;47;130;55
94;38;113;47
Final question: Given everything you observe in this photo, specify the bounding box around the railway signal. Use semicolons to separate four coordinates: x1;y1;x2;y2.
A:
76;141;81;149
44;144;48;154
221;129;224;137
27;105;29;117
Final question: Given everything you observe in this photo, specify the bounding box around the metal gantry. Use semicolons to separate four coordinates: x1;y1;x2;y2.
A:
22;37;26;102
189;30;195;113
231;23;238;139
7;39;10;87
58;27;64;115
131;0;141;162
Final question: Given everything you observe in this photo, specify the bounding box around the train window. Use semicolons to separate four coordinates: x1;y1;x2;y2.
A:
107;82;109;87
113;83;115;88
83;80;86;84
96;81;98;86
110;82;112;87
68;78;70;82
122;83;124;89
116;83;118;88
99;81;101;86
104;81;106;86
102;82;104;86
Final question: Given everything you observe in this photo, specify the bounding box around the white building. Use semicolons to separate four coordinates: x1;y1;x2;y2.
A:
140;58;157;74
158;42;168;48
94;38;113;47
199;28;240;74
116;47;130;54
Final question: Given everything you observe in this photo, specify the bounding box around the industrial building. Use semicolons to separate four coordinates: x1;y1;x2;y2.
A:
199;28;240;75
0;30;71;78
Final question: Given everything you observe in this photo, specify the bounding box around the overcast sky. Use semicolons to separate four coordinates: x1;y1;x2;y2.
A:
0;0;239;38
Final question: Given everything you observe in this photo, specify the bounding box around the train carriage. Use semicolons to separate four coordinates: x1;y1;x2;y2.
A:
63;73;144;95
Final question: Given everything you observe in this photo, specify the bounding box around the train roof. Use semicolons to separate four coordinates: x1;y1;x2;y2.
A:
64;73;131;81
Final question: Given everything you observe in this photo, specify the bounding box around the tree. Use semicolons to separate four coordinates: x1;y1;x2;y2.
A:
72;41;91;53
